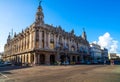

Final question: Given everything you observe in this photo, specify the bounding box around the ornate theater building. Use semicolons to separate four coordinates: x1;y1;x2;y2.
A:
3;3;90;66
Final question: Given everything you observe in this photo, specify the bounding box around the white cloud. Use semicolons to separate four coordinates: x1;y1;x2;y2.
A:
95;32;119;53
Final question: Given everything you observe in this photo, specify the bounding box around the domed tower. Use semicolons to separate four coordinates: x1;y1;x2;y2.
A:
82;28;87;40
35;1;44;25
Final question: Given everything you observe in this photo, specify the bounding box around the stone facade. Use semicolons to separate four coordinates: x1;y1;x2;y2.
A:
3;4;89;66
101;48;108;62
90;43;102;63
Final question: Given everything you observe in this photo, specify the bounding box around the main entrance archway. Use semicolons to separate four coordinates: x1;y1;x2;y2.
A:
40;54;45;64
50;55;55;65
77;56;80;62
60;55;65;64
72;56;76;62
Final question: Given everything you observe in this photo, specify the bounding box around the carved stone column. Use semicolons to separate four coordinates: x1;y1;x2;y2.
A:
20;39;21;52
25;35;27;50
22;39;23;51
48;32;50;49
26;34;29;50
70;55;72;62
33;30;36;49
21;39;23;51
24;35;25;50
21;54;24;64
56;51;60;62
57;35;59;44
18;39;19;52
34;53;37;65
39;31;42;48
74;43;77;51
45;54;50;65
69;40;71;51
23;37;25;50
46;32;49;49
38;54;40;64
64;39;66;47
44;31;47;49
29;33;31;49
54;34;56;49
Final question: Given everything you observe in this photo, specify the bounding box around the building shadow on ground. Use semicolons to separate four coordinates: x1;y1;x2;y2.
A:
0;66;32;72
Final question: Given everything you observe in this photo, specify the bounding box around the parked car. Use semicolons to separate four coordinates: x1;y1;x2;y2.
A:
0;62;5;67
85;60;91;64
114;60;120;65
0;61;12;67
91;60;98;64
80;60;85;64
4;61;12;66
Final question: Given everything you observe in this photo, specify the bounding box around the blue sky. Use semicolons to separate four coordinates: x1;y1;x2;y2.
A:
0;0;120;54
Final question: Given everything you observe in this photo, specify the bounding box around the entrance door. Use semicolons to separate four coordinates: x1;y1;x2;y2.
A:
77;56;80;62
60;55;66;64
40;54;45;64
72;56;76;62
50;55;55;65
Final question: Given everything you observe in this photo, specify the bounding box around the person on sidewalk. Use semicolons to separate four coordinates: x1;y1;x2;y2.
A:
104;60;106;65
110;59;114;65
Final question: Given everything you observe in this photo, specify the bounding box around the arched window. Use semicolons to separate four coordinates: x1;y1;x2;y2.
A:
42;31;44;39
71;45;75;51
36;30;39;41
50;33;54;43
59;36;62;44
50;33;54;49
27;35;29;49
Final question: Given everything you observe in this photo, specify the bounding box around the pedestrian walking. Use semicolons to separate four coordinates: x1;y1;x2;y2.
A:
104;60;106;65
110;59;114;65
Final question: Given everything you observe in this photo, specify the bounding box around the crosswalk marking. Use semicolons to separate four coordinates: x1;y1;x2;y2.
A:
0;72;9;79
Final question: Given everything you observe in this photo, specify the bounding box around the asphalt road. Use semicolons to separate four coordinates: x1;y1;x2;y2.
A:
0;65;120;82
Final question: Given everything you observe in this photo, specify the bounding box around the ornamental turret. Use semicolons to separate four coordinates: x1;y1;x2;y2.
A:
35;1;44;25
7;32;11;43
82;28;87;40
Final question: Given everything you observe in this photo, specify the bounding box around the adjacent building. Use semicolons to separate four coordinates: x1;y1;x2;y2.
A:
101;48;108;62
90;43;109;63
0;52;3;62
3;3;90;65
108;53;117;60
90;43;102;63
0;53;2;59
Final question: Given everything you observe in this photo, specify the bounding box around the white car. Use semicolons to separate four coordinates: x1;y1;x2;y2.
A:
4;61;12;66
